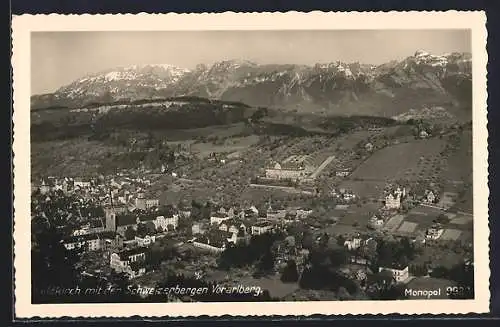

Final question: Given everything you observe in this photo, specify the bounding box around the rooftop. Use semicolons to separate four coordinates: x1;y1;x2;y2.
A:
117;247;148;260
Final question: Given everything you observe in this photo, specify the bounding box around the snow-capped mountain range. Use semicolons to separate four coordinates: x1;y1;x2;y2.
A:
31;51;472;116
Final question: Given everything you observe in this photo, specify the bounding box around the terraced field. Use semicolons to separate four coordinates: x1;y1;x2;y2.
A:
349;138;446;182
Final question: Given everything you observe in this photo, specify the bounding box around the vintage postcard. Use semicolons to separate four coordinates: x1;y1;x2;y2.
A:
12;11;489;318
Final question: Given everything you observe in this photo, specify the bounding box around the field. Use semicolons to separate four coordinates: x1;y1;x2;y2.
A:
189;135;260;158
442;130;472;183
31;138;130;178
397;221;418;234
449;213;473;225
437;191;458;209
349;138;446;182
383;205;445;237
440;229;463;241
384;214;405;232
405;205;443;226
410;247;465;269
336;203;380;230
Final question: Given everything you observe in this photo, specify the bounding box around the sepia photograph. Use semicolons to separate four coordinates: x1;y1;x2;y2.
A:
12;12;489;317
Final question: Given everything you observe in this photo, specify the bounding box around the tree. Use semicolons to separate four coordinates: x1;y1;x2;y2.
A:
124;226;136;240
367;270;398;300
301;231;313;250
136;223;148;237
145;221;156;234
328;248;348;267
280;260;299;283
31;225;83;303
178;216;193;232
337;234;346;247
318;233;330;249
435;214;450;225
256;250;275;275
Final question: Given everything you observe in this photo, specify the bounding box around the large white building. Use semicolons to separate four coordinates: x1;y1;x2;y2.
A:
264;157;308;180
154;215;179;231
385;187;406;209
379;265;410;283
251;222;274;235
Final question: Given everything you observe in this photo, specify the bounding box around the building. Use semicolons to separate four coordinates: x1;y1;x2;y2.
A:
178;205;192;218
210;213;231;225
154;215;179;231
379;265;410;283
419;130;429;139
426;224;444;240
74;177;91;189
251;222;274;235
192;232;232;253
218;219;247;236
266;204;287;220
104;205;129;232
243;206;259;218
192;222;207;235
336;170;350;177
423;190;436;203
135;235;156;247
385;187;406;209
344;235;363;250
63;231;122;251
295;208;313;219
368;215;384;229
115;213;139;236
265;160;307;180
39;179;52;194
216;206;235;218
135;197;159;210
110;247;147;279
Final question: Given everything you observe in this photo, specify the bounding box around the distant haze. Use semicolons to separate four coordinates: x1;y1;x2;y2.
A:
31;30;471;95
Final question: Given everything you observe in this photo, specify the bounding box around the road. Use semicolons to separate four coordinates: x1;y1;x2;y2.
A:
309;155;336;179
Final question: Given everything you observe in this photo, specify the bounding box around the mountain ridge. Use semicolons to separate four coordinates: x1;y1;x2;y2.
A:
31;51;472;118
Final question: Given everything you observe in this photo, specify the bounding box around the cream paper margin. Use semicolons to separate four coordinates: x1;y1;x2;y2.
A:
12;11;489;318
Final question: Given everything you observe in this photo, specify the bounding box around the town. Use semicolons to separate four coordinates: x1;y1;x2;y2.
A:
31;118;474;302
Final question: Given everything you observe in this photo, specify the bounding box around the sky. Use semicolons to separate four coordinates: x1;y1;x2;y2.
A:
31;30;471;95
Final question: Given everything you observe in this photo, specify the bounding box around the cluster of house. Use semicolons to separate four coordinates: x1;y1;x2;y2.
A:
109;247;148;279
330;188;357;202
37;176;92;195
60;198;179;279
188;204;314;253
339;233;411;283
36;175;158;212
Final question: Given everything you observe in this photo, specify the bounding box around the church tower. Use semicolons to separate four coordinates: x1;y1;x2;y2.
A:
105;207;116;232
104;189;116;232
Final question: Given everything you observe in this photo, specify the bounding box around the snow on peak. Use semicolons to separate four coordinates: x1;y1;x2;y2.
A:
413;50;448;67
414;50;430;57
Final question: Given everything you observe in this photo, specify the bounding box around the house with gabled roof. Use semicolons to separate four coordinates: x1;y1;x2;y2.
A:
218;219;247;236
110;247;148;279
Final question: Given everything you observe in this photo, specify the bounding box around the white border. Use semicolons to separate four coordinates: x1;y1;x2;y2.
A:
12;11;489;318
